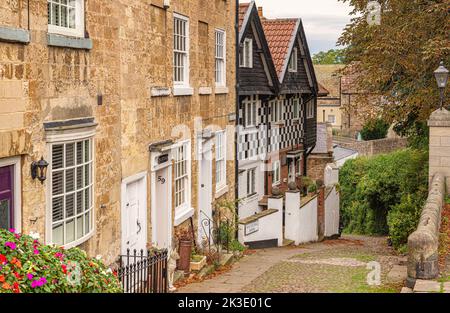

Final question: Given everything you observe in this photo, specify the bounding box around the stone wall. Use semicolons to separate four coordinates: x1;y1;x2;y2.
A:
407;173;445;284
0;0;236;265
339;137;408;157
428;109;450;193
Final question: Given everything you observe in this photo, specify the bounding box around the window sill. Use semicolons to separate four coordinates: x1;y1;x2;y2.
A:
47;33;93;50
215;86;229;94
215;185;229;199
271;122;284;128
173;86;194;96
246;193;258;201
55;229;95;250
151;87;171;97
0;26;30;44
174;206;194;226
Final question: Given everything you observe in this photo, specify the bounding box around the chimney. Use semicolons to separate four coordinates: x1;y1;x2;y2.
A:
258;7;264;18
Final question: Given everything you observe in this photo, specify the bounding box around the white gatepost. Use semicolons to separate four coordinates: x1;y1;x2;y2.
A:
324;163;339;187
267;194;284;247
285;189;301;245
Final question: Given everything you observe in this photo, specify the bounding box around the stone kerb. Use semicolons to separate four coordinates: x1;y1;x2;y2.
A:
407;173;445;284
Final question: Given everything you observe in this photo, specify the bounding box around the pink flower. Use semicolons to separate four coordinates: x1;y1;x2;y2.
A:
30;277;47;289
5;242;16;250
9;228;15;233
27;274;34;280
33;249;39;255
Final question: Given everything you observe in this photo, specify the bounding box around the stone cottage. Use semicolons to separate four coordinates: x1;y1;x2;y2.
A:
0;0;236;266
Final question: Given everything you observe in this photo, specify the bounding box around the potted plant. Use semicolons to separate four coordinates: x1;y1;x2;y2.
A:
190;254;207;271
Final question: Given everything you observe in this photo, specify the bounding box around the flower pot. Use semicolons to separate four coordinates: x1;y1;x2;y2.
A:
177;239;192;273
190;255;207;272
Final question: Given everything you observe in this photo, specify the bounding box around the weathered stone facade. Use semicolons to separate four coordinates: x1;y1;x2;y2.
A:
0;0;236;266
338;137;408;157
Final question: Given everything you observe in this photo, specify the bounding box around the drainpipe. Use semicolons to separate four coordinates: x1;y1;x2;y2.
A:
234;0;239;239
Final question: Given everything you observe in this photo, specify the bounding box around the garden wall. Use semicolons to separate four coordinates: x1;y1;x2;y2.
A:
339;138;407;157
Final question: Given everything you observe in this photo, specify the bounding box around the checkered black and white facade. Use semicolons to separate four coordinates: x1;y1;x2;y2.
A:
238;95;305;162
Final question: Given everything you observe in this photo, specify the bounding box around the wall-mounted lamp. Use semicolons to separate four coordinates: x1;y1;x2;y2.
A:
163;0;170;9
31;157;49;184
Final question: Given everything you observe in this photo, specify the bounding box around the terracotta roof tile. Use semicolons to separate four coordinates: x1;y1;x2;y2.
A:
239;3;251;31
261;19;298;78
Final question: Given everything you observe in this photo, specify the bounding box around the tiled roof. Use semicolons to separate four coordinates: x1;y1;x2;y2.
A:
318;83;330;97
261;19;298;79
239;3;251;31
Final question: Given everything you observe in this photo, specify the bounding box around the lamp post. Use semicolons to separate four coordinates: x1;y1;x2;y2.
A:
434;61;449;110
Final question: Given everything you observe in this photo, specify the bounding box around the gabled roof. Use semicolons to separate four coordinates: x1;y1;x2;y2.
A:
238;1;280;95
261;18;299;80
239;3;251;30
318;83;330;97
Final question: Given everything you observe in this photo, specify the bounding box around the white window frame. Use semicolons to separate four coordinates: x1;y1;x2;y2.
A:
296;158;302;177
292;98;300;119
47;0;85;38
215;131;227;191
328;115;336;124
306;100;315;119
272;160;281;186
246;168;256;196
215;29;226;87
0;157;22;233
244;96;258;128
173;140;192;219
239;38;253;68
288;47;298;72
173;13;190;87
45;127;96;249
270;99;284;124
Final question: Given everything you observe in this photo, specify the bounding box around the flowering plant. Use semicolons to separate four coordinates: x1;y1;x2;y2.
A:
0;229;122;293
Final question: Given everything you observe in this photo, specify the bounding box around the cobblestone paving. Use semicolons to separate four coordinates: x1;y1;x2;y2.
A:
176;235;404;293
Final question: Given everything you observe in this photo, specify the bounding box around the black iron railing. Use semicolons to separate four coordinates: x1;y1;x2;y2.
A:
200;210;230;262
118;249;168;293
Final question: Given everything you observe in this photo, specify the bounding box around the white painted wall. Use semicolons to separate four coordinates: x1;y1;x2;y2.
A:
298;197;319;244
238;160;265;219
325;186;340;237
324;163;339;187
285;191;301;244
238;206;283;246
335;152;358;168
285;193;319;245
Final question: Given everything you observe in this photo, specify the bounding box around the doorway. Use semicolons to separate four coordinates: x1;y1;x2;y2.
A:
121;173;147;255
198;139;213;247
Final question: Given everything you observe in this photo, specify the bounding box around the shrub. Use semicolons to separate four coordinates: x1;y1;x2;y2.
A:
229;240;246;253
340;149;428;249
0;229;122;293
360;118;389;141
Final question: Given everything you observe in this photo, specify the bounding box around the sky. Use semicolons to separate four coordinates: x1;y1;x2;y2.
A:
253;0;355;55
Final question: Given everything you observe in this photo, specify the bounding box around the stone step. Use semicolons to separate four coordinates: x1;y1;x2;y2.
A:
413;279;441;293
282;239;295;247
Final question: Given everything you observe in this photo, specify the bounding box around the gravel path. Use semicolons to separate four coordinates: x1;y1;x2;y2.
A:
176;235;404;293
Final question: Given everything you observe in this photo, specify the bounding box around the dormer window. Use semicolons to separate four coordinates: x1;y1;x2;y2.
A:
239;38;253;68
47;0;85;38
288;47;298;72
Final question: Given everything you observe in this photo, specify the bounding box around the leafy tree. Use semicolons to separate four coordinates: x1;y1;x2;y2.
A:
338;0;450;134
312;49;347;64
360;118;389;140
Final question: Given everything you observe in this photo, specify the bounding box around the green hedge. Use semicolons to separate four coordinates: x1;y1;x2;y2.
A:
0;229;122;293
339;149;428;250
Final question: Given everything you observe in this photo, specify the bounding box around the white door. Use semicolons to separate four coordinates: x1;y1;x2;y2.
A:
121;175;147;255
198;142;213;247
153;167;171;249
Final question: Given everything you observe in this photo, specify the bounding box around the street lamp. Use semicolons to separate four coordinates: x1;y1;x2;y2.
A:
434;60;449;109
